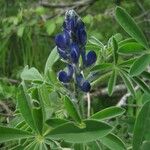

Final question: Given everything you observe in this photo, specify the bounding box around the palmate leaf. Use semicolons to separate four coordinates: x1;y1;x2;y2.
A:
46;120;112;143
90;106;125;120
133;101;150;150
64;96;82;123
0;126;34;143
115;7;149;49
130;54;150;76
100;133;126;150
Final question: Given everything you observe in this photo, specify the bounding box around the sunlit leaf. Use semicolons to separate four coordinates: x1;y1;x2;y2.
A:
21;66;43;82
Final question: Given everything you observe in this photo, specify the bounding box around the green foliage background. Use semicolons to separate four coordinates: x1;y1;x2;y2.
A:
0;0;150;149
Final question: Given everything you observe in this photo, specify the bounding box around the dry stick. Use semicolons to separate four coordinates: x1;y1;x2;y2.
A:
40;0;96;9
87;92;91;118
117;86;139;107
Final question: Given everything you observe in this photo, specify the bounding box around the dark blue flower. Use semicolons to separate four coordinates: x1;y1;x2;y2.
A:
55;31;70;49
82;50;97;67
56;9;96;93
57;47;68;59
63;10;78;32
58;65;74;83
76;28;87;46
70;43;80;63
81;81;91;92
76;74;91;92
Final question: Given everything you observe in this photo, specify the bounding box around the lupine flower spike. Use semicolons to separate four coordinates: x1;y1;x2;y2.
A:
55;10;97;92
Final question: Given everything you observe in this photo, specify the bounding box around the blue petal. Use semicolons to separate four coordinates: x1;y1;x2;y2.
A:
70;43;80;63
64;10;78;32
81;81;91;92
67;64;74;78
76;74;84;86
55;32;69;49
58;65;74;83
57;48;68;59
76;74;91;92
58;71;69;83
76;28;87;46
83;51;97;67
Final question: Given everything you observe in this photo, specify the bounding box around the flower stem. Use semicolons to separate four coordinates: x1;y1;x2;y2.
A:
87;92;91;118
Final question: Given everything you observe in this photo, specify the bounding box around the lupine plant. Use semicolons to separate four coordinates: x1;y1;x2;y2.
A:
0;6;150;150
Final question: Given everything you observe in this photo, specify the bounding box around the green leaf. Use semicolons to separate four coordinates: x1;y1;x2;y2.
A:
141;141;150;150
133;101;150;150
0;126;33;143
44;47;59;74
45;20;56;35
21;66;43;82
118;42;146;54
46;118;68;128
91;63;113;72
17;84;36;131
119;38;135;47
133;77;150;93
112;37;118;64
141;71;150;80
89;36;104;48
87;141;102;150
32;106;43;134
100;133;126;150
118;58;136;67
130;54;150;76
119;71;135;96
108;70;117;96
91;106;125;120
46;120;112;143
64;96;82;123
115;7;149;49
17;25;25;37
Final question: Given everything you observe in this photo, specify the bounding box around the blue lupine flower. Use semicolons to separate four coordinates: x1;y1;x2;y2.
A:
82;50;97;67
58;65;74;83
55;9;97;92
76;74;91;92
70;43;80;63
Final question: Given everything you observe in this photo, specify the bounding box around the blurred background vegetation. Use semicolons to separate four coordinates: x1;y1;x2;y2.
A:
0;0;150;130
